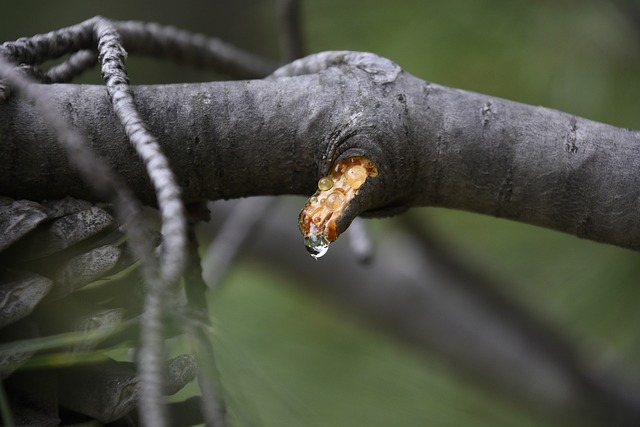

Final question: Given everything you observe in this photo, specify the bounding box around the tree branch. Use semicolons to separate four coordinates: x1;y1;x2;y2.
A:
1;51;639;250
278;0;305;62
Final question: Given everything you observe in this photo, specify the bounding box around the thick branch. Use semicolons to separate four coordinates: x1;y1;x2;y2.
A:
1;51;639;250
410;82;640;250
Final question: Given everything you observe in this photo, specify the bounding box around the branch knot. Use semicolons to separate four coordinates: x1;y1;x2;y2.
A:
271;50;401;84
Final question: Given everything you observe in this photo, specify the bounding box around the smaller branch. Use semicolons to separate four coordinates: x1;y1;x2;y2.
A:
611;0;640;46
202;197;276;290
346;217;375;264
184;223;229;427
270;50;351;78
0;381;14;427
278;0;306;62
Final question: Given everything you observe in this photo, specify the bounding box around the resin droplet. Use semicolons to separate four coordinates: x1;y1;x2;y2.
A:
325;191;345;210
345;165;368;189
318;177;334;191
304;234;330;258
299;156;378;259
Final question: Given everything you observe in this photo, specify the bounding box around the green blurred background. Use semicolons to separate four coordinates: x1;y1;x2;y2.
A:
3;1;640;425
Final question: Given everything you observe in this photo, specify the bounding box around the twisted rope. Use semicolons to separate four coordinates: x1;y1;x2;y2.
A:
0;16;274;100
47;49;97;82
0;16;279;425
113;19;275;78
95;18;187;427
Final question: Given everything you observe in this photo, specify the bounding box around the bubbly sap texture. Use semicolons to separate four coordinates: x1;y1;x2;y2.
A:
298;157;378;258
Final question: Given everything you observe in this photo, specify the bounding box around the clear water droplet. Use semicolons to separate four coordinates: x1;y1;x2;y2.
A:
304;234;330;259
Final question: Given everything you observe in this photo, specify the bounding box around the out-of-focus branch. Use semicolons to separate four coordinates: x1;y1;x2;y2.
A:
278;0;305;62
113;19;276;78
184;222;229;427
206;199;640;427
346;217;375;264
610;0;640;46
202;197;276;291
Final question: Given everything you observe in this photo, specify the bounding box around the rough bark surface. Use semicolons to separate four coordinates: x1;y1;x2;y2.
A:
1;51;639;250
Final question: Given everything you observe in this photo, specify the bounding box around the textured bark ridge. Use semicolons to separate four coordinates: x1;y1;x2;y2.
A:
1;51;639;250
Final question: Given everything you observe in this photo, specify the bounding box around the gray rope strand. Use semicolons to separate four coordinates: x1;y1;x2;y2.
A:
14;64;52;83
0;17;98;101
0;16;275;100
47;49;97;83
95;18;187;427
95;17;186;290
0;17;97;65
7;52;96;85
113;19;276;78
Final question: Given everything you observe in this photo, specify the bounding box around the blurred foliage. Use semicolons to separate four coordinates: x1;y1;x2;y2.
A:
209;269;543;427
2;0;640;425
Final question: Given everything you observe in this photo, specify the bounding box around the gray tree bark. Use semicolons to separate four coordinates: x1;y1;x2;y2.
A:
1;51;639;250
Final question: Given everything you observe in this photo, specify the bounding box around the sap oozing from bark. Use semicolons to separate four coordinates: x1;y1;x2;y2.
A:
299;156;378;258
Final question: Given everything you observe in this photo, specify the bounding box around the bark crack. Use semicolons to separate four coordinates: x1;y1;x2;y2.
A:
481;101;494;127
565;118;578;154
496;167;514;216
